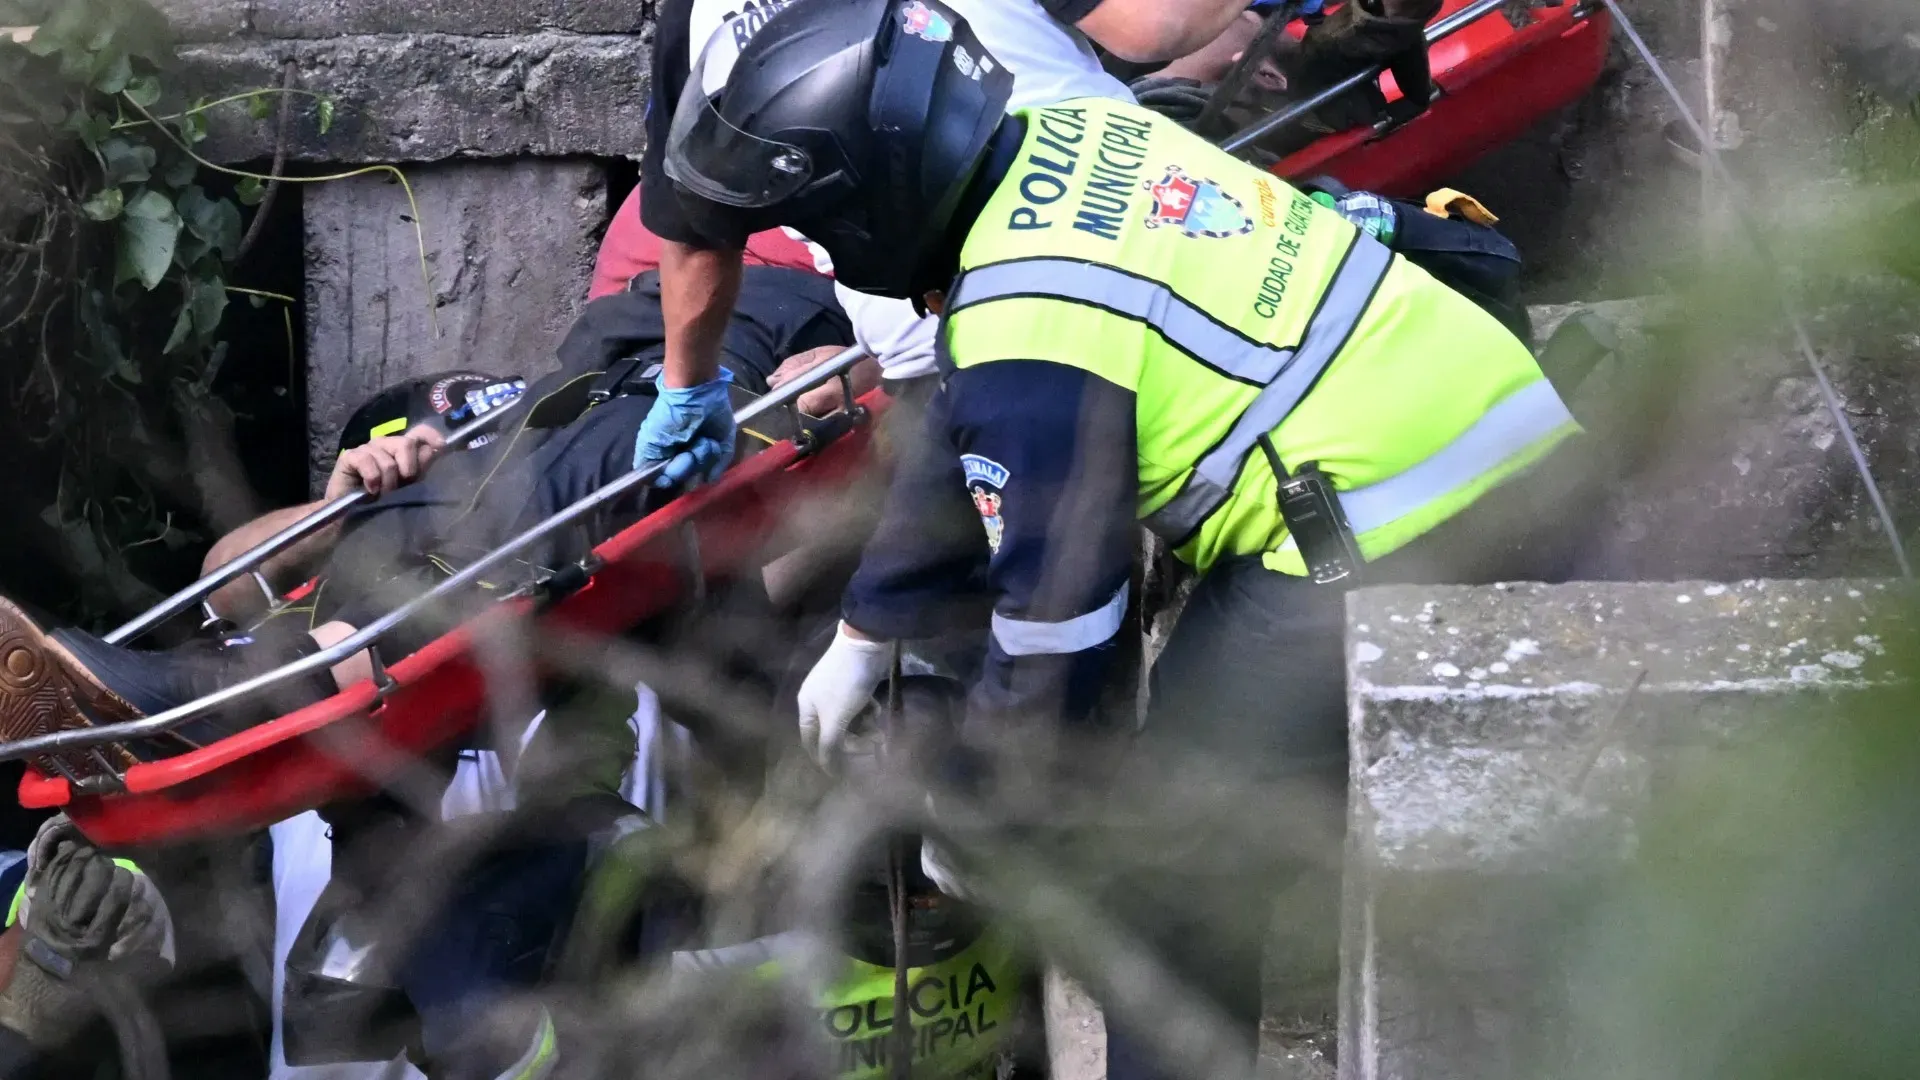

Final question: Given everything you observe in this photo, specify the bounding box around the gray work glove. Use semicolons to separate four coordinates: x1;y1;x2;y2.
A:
1127;76;1215;128
0;816;173;1049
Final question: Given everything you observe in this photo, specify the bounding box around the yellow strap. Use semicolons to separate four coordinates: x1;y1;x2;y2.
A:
368;416;409;440
1424;188;1500;226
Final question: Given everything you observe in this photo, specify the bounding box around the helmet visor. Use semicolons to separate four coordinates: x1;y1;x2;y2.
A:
664;28;817;209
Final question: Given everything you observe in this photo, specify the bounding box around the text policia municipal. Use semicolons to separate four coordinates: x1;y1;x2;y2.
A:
821;961;1002;1072
1001;103;1321;323
1005;105;1151;240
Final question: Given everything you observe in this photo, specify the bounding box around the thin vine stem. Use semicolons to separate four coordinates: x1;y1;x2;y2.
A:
122;95;442;338
109;86;330;131
225;285;297;305
233;60;295;264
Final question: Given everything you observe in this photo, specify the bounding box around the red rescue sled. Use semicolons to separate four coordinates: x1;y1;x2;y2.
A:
9;0;1612;847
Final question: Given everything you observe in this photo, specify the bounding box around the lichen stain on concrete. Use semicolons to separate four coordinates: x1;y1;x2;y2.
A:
1500;639;1541;665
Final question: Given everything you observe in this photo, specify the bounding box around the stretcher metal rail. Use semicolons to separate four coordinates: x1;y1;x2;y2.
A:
0;345;872;769
105;393;535;647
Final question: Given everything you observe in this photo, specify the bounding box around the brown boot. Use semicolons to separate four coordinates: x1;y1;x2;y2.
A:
0;599;141;777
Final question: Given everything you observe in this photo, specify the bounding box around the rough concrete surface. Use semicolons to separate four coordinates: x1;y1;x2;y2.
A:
1523;278;1920;586
303;159;606;488
1339;579;1911;1080
1043;968;1106;1080
180;32;650;163
1529;259;1920;587
1457;0;1920;587
152;0;650;40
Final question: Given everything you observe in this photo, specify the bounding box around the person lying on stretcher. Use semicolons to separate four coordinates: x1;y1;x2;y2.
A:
0;262;861;778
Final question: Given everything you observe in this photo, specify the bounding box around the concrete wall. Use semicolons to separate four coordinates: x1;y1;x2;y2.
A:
154;0;650;162
1341;578;1911;1080
302;159;607;485
147;0;632;482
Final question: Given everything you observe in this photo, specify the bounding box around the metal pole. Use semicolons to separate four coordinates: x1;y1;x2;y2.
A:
1598;0;1912;578
883;642;913;1080
1221;0;1508;154
0;344;873;762
103;391;532;646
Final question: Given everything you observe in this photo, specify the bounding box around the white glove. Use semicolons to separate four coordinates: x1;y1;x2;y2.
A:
920;837;979;903
796;622;893;768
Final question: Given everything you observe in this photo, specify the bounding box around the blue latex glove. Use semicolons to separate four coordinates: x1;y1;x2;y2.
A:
633;369;736;489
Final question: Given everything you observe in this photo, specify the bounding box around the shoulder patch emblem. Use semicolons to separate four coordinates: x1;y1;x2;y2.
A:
961;454;1008;554
900;0;953;41
1144;166;1255;240
961;454;1009;489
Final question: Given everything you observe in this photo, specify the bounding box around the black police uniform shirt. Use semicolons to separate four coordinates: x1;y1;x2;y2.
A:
844;358;1140;739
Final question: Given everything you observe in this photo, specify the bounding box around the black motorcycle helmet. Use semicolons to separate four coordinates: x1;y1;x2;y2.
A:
338;370;525;455
664;0;1014;298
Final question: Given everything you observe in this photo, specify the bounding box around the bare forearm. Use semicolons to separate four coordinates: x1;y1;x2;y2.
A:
1153;9;1261;81
660;240;745;389
1078;0;1249;63
203;501;341;620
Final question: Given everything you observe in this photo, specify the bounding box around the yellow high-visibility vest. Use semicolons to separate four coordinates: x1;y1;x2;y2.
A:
943;98;1578;574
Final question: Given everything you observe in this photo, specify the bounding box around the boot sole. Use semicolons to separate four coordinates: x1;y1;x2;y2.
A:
0;599;142;776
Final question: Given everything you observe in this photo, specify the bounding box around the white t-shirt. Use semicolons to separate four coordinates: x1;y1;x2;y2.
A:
689;0;1133;380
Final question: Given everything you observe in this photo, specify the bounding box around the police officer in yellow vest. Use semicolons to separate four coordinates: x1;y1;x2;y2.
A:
666;1;1584;1076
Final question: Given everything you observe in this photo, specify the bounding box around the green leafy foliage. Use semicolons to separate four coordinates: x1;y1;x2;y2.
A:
0;0;301;623
79;186;124;221
115;187;179;289
176;184;240;259
122;73;159;108
98;134;153;184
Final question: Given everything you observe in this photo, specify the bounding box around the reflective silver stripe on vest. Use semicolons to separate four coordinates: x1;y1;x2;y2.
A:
949;261;1301;386
991;581;1130;657
1307;378;1575;537
1142;236;1395;543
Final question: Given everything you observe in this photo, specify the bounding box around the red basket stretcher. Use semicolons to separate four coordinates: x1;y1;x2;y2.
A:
3;0;1612;847
7;348;884;845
